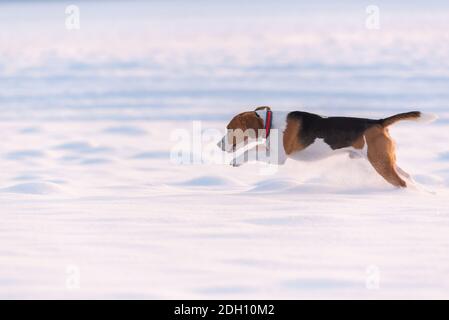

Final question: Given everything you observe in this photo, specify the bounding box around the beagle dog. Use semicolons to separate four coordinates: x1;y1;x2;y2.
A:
218;106;436;188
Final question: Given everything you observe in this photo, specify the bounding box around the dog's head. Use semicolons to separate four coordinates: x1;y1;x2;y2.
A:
218;107;269;153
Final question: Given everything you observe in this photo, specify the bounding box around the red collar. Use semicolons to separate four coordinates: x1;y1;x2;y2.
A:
265;110;273;138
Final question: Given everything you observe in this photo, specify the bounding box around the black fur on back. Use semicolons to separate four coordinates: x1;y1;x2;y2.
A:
287;111;381;150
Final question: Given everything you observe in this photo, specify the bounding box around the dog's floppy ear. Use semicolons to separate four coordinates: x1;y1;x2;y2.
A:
254;106;271;112
227;111;264;131
244;112;264;134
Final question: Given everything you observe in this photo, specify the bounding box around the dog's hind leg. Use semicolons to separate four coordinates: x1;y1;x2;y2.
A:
365;126;407;188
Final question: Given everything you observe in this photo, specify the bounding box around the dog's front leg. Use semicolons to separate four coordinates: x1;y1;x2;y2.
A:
230;145;268;167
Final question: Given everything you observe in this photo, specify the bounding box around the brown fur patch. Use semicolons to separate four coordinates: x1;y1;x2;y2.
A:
351;135;366;149
226;112;264;148
227;112;264;132
283;118;305;155
364;125;406;187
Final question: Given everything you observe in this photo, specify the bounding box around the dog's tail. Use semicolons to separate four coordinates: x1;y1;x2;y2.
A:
380;111;438;127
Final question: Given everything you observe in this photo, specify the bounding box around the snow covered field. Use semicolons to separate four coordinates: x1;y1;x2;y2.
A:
1;0;449;299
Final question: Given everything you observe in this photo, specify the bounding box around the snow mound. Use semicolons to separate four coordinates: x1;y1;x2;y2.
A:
1;182;62;195
178;175;240;187
246;179;361;194
54;141;111;154
133;151;169;159
102;126;147;136
248;179;300;193
6;150;45;160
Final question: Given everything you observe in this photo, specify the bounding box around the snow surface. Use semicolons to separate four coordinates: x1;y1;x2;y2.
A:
1;0;449;299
